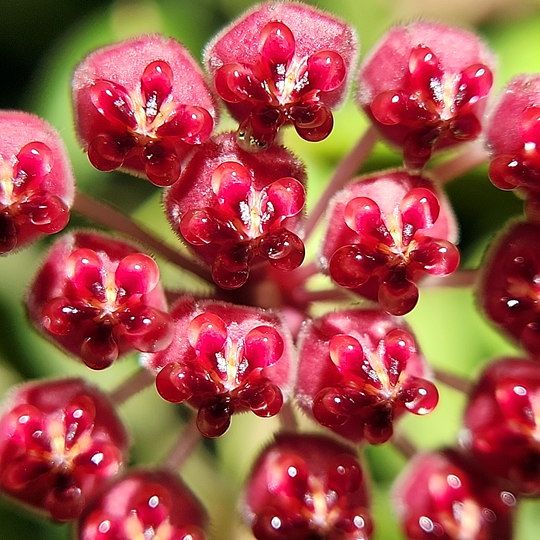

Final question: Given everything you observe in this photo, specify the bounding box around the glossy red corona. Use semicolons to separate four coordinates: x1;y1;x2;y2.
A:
477;220;540;357
394;450;516;540
166;132;306;289
486;75;540;196
463;358;540;496
77;469;207;540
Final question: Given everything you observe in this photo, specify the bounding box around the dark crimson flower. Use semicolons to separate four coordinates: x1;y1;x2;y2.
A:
72;35;217;186
26;231;173;370
357;22;494;170
0;378;128;521
477;220;540;357
143;296;293;438
486;76;540;198
77;469;207;540
243;433;372;540
0;111;74;254
204;2;357;150
394;449;516;540
166;132;306;289
463;358;540;495
320;170;459;315
295;309;437;444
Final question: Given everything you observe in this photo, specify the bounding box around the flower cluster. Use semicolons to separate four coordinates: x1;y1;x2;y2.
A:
1;1;540;540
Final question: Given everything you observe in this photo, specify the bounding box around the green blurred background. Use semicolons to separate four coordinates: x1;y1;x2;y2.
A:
1;0;540;538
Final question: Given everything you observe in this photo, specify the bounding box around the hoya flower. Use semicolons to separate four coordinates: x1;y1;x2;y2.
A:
477;220;540;357
464;358;540;496
26;231;173;370
357;22;494;170
165;132;306;289
77;469;207;540
295;309;438;444
143;297;293;438
243;433;372;540
204;2;358;150
320;170;459;316
394;450;516;540
72;34;218;186
0;378;128;521
486;76;540;199
0;111;74;254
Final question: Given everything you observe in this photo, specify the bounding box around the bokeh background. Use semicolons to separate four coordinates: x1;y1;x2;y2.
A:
1;0;540;538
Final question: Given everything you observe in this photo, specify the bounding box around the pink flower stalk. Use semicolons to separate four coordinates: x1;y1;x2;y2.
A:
0;111;74;254
320;170;459;315
72;35;218;186
143;296;293;438
77;469;207;540
295;309;438;444
477;220;540;357
166;132;306;289
394;450;516;540
464;358;540;496
204;2;358;150
26;231;173;370
243;433;372;540
0;378;128;521
357;22;494;170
